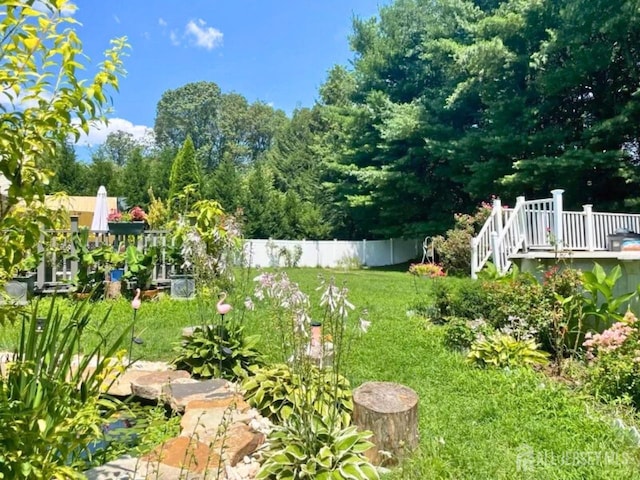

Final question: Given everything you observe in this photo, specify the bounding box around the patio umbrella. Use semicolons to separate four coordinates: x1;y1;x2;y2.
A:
90;185;109;233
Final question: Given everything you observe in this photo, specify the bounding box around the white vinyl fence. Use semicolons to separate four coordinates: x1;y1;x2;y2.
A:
244;238;422;268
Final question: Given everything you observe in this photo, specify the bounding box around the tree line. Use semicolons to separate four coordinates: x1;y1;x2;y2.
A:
44;0;640;239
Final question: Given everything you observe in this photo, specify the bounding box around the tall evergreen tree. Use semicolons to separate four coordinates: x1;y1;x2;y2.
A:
169;135;201;207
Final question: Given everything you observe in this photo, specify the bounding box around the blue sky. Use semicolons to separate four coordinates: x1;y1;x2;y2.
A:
73;0;389;148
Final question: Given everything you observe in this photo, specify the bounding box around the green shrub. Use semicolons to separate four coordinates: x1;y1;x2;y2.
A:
257;414;379;480
0;298;131;479
172;323;263;381
443;317;476;350
429;278;491;323
433;202;492;276
242;364;353;427
466;333;550;369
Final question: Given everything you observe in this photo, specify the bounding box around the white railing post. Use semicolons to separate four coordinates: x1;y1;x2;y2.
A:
471;236;479;279
490;231;501;273
516;196;527;251
493;198;503;237
583;204;594;251
551;189;564;250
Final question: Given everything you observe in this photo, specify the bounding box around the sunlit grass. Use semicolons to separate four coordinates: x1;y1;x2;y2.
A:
2;268;639;478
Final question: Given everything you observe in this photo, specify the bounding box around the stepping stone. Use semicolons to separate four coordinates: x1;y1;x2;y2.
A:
106;370;159;397
84;455;199;480
163;378;232;413
180;395;250;443
131;370;193;401
142;436;221;474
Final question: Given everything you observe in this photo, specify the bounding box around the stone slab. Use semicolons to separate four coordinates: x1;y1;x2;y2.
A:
164;378;232;412
131;370;192;401
84;455;203;480
142;436;221;474
106;370;157;397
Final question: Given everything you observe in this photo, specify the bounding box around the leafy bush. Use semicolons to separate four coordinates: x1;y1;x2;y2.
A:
257;414;379;480
433;202;492;276
429;278;491;323
466;333;550;369
443;317;476;350
0;299;131;478
583;311;640;407
242;363;353;427
408;262;446;278
172;323;263;381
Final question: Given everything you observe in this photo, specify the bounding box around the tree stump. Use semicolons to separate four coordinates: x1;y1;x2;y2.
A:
352;381;419;466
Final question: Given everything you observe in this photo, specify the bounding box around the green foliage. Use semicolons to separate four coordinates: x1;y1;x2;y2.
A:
71;228;113;295
429;278;491;323
433;203;492;277
241;364;353;427
172;324;263;381
443;317;477;350
122;245;158;291
169;135;201;207
257;414;379;480
467;333;550;369
581;263;635;331
0;0;126;325
0;297;131;478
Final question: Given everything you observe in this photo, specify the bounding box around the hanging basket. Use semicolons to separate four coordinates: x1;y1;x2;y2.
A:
108;221;145;235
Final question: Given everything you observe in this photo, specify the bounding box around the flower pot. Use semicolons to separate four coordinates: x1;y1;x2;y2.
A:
110;268;125;282
2;274;34;305
108;221;145;236
170;274;196;299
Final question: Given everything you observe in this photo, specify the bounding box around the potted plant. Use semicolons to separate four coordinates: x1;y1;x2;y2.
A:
123;245;159;297
107;206;147;235
2;254;39;305
71;229;111;299
165;242;195;300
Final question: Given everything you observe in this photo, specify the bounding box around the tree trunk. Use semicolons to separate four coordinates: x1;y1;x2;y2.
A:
352;381;419;466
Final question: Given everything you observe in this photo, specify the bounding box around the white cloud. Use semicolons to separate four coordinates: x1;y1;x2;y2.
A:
75;118;153;147
31;0;75;17
158;17;167;27
113;14;120;24
185;19;223;50
169;30;180;46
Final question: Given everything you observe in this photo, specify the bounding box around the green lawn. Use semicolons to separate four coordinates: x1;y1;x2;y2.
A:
2;268;640;479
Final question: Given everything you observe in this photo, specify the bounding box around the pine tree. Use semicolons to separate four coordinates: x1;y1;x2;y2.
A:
169;135;202;208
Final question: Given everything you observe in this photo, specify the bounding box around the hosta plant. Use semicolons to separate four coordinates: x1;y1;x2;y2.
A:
241;363;353;427
172;323;263;381
257;414;379;480
466;333;549;369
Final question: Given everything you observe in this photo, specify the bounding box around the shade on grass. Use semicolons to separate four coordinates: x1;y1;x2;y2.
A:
2;268;639;479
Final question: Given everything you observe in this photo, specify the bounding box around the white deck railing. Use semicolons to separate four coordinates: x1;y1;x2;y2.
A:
471;189;640;277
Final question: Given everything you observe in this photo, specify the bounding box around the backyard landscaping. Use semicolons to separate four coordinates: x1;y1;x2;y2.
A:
2;266;640;478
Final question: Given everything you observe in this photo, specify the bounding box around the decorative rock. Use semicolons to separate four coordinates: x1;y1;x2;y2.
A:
352;381;419;466
84;455;201;480
131;370;192;401
220;423;265;467
180;396;255;443
106;370;158;397
143;436;221;474
163;378;232;412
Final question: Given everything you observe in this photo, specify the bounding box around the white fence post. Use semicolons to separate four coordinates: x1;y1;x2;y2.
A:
551;189;564;249
493;198;503;237
490;231;501;273
362;239;367;265
390;238;395;264
471;236;478;279
583;204;594;251
516;196;527;251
